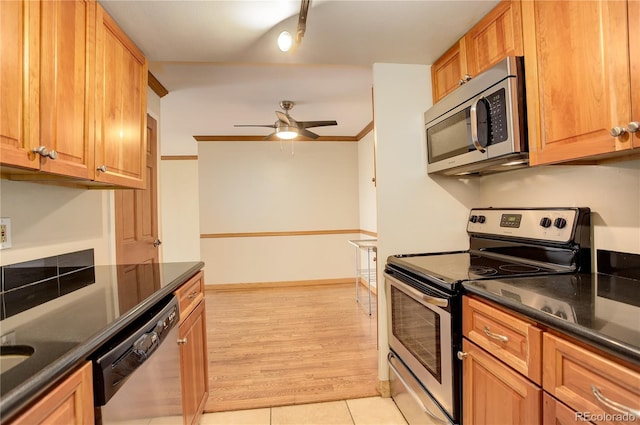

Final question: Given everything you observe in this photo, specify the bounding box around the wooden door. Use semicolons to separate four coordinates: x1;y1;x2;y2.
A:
522;0;632;165
38;0;94;179
0;0;38;169
115;114;159;265
465;0;523;76
115;115;159;312
462;338;541;424
431;39;468;103
94;4;147;189
629;0;640;149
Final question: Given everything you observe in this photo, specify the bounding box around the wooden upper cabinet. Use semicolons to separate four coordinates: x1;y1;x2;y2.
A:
629;0;639;149
431;0;523;103
38;0;95;179
522;0;635;165
431;39;468;103
94;5;148;189
0;0;38;169
465;0;523;76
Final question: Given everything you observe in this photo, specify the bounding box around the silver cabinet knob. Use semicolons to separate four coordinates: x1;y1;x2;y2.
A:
457;351;468;360
628;121;639;133
177;338;188;345
97;165;107;173
153;239;162;248
610;126;627;137
32;146;49;157
47;150;58;160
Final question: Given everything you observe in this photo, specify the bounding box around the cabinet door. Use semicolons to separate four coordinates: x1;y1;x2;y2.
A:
522;1;632;165
431;39;468;103
95;5;147;189
180;300;209;425
0;0;38;169
543;393;595;425
462;338;541;425
38;0;94;179
465;0;523;77
10;362;94;425
629;0;640;149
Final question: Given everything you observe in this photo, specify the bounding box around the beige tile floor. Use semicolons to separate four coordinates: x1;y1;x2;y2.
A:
199;397;408;425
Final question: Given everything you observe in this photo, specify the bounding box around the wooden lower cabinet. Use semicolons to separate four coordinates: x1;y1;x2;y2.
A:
176;274;209;425
461;338;541;424
9;362;94;425
544;392;595;425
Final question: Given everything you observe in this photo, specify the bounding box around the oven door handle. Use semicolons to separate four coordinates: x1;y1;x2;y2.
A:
384;272;449;308
388;355;450;424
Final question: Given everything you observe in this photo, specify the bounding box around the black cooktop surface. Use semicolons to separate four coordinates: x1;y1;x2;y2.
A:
387;250;569;288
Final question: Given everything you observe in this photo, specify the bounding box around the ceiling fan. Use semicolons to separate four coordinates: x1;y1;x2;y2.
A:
234;100;337;140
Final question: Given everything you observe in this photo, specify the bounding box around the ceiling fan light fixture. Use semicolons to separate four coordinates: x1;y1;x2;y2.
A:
277;31;293;52
276;124;298;139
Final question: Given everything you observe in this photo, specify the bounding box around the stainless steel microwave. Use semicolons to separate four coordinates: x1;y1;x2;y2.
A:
424;56;528;176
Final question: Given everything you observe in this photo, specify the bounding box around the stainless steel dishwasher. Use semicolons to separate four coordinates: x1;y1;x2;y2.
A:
92;295;182;424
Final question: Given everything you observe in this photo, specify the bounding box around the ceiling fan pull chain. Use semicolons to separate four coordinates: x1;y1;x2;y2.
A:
291;140;295;156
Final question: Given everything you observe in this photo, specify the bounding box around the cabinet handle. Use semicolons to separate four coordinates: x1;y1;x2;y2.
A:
177;338;188;345
47;150;58;160
610;126;627;137
591;385;640;417
97;165;107;173
187;291;198;299
457;351;468;360
628;121;639;134
483;326;509;343
32;146;49;157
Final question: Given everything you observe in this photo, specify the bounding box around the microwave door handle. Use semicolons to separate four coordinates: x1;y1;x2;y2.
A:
470;97;487;153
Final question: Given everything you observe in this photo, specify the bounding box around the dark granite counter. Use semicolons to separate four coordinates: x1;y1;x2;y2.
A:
463;270;640;366
0;261;204;422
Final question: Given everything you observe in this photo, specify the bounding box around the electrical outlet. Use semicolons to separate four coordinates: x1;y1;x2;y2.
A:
0;218;12;249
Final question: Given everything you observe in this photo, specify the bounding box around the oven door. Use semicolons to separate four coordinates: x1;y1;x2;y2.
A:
385;271;455;421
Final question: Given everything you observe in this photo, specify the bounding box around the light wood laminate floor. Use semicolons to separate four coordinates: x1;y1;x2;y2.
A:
204;283;379;413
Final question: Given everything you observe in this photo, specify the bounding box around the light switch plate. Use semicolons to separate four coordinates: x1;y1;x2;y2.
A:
0;218;12;249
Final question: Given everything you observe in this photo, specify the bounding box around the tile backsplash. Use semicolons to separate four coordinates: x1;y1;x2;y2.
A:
0;249;95;320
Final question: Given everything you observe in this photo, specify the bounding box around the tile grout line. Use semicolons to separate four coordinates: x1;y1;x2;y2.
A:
344;400;356;425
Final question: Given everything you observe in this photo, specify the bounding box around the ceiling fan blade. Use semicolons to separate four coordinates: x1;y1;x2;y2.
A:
275;111;291;125
297;120;338;129
297;128;319;139
264;132;280;141
234;124;276;128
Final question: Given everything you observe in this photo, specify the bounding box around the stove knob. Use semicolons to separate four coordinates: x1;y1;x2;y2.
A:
554;217;567;229
541;305;553;314
469;215;478;223
540;217;552;228
477;215;486;224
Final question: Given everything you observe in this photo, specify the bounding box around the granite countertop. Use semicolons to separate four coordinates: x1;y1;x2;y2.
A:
463;271;640;366
0;261;204;423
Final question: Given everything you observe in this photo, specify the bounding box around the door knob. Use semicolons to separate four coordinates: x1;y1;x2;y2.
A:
153;239;162;248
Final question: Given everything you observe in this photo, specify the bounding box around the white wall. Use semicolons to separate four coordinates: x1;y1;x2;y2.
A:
198;140;360;284
358;130;377;234
0;180;113;265
372;63;480;382
480;160;640;256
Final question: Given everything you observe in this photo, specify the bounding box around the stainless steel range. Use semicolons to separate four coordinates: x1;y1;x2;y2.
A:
385;207;591;425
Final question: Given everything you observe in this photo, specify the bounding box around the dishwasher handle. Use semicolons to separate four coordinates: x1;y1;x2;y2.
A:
92;295;179;406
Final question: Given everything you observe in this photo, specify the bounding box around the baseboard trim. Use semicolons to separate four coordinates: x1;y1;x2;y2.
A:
378;380;391;398
205;278;354;291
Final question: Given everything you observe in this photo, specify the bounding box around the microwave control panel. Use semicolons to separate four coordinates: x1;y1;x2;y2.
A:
485;88;508;144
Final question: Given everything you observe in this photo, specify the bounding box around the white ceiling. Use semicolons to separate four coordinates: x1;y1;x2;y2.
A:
99;0;500;138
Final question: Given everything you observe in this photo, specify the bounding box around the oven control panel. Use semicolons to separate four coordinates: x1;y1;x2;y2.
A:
467;208;579;243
